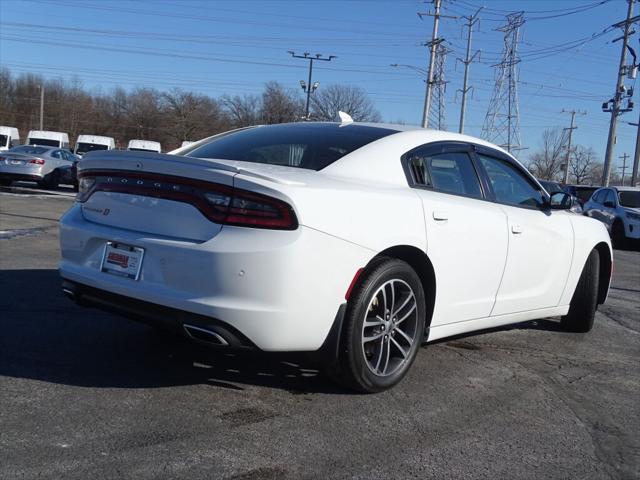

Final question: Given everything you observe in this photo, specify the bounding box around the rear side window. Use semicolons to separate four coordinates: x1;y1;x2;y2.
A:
186;123;397;171
408;151;482;198
478;154;544;208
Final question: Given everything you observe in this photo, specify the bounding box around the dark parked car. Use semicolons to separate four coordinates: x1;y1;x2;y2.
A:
562;184;598;207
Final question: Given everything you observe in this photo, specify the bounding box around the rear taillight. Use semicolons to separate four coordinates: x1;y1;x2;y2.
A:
29;158;45;165
77;171;298;230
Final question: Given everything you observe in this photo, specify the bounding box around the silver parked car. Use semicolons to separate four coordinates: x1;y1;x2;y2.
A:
583;186;640;248
0;145;79;189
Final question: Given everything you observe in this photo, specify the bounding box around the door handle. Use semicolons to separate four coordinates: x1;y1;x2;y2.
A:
511;224;523;234
433;210;449;221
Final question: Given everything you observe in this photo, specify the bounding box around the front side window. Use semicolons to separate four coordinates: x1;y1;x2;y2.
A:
478;154;544;208
604;189;617;206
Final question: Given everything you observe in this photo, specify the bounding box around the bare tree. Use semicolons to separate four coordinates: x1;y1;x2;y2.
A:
221;94;260;128
569;146;599;185
311;84;381;122
161;88;228;148
527;128;567;180
260;81;303;124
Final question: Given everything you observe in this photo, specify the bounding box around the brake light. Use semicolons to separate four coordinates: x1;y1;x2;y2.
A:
77;171;298;230
29;158;45;165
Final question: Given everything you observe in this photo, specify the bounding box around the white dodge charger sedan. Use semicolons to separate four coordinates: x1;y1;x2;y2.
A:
59;122;612;392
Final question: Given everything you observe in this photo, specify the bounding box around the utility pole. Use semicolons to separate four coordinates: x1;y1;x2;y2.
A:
458;7;483;134
561;109;586;184
288;51;336;120
39;84;44;130
619;153;630;185
418;1;455;128
602;0;636;186
630;116;640;186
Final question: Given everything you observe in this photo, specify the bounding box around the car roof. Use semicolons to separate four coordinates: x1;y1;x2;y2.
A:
611;186;640;192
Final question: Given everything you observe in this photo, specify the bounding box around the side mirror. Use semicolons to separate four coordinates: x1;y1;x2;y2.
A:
548;191;574;210
603;200;615;208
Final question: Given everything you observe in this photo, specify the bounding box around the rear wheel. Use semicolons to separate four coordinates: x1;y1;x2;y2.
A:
326;258;426;393
38;170;60;189
561;249;600;333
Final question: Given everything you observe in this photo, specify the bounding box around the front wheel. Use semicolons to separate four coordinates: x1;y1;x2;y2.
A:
561;249;600;333
326;258;426;393
611;220;627;249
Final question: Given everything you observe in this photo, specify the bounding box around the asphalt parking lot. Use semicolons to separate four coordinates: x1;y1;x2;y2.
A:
1;189;639;480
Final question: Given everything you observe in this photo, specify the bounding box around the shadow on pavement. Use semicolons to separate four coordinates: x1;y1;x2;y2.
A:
0;269;345;394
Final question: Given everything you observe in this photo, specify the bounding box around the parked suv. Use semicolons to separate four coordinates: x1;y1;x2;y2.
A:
583;186;640;248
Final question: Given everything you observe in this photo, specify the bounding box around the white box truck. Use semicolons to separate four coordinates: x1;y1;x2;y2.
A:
26;130;70;149
127;139;161;153
75;135;116;157
0;126;20;151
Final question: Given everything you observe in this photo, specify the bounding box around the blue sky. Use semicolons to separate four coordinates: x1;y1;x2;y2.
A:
0;0;637;175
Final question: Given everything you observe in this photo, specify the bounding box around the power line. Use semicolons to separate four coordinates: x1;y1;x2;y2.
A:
288;51;336;119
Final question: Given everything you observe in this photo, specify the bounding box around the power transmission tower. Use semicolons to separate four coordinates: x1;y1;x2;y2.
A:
601;0;637;186
619;153;630;185
288;51;336;120
561;109;586;184
457;7;483;134
481;12;525;153
418;0;455;128
429;43;449;130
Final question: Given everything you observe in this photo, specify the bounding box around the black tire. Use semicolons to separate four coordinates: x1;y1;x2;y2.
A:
325;257;426;393
39;170;61;189
561;249;600;333
611;219;627;250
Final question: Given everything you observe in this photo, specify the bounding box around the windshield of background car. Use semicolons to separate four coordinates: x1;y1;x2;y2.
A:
619;191;640;208
185;123;398;171
10;146;49;155
27;138;60;147
76;143;108;155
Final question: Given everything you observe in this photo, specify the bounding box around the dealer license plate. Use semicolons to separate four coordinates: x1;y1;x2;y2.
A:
100;242;144;280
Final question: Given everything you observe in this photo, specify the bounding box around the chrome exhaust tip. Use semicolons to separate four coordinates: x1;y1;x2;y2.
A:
183;324;230;346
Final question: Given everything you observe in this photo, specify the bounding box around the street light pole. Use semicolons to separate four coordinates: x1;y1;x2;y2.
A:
288;51;336;120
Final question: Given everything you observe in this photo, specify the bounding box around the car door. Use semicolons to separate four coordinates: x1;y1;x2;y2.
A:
475;151;574;315
403;142;509;326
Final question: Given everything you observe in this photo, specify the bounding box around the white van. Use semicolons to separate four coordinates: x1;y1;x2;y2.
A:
181;140;194;148
0;126;20;151
75;135;116;157
27;130;70;149
127;139;161;153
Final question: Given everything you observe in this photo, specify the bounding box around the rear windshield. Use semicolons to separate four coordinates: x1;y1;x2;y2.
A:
185;123;398;170
76;142;108;155
129;148;158;152
10;145;48;155
574;187;597;203
619;191;640;208
0;134;7;146
28;138;59;147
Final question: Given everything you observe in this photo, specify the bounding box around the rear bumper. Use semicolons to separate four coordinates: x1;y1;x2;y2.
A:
0;164;44;180
59;204;372;351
